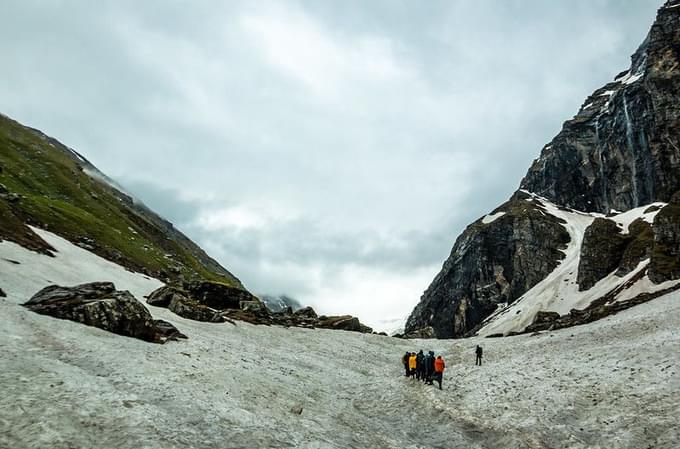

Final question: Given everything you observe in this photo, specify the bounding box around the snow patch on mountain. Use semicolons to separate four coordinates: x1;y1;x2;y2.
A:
481;211;506;224
479;195;673;337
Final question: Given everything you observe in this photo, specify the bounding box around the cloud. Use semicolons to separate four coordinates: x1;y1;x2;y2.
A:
0;0;662;331
240;4;413;101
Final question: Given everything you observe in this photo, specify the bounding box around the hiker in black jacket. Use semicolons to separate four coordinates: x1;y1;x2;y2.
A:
402;351;410;376
424;351;435;385
415;350;425;381
475;345;483;366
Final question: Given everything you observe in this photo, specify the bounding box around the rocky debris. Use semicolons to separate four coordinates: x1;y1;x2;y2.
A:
524;277;680;334
531;311;561;326
147;283;373;333
294;306;318;319
577;218;629;290
0;287;6;297
290;404;303;415
649;191;680;282
23;282;185;344
147;285;225;322
405;192;570;338
185;281;257;310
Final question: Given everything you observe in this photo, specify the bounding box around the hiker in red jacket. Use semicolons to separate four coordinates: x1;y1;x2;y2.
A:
433;355;445;390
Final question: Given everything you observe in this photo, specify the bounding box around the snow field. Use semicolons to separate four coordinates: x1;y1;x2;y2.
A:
1;228;679;448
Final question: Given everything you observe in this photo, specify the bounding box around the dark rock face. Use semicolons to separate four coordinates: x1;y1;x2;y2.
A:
405;192;570;338
577;218;628;290
617;219;655;275
521;2;680;214
23;282;185;343
0;287;6;297
650;191;680;282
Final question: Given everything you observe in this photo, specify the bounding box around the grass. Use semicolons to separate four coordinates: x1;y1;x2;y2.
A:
0;114;243;288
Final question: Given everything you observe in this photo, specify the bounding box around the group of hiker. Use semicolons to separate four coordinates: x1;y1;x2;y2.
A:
402;345;484;390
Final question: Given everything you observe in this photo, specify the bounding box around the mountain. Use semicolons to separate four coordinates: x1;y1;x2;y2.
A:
406;0;680;339
0;113;243;288
260;294;303;313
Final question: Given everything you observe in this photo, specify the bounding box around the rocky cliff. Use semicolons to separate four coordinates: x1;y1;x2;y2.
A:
406;0;680;338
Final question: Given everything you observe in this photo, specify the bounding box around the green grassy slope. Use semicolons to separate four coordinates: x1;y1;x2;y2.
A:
0;113;244;289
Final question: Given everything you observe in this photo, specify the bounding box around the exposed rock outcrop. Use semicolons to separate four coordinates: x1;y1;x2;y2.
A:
23;282;186;343
147;283;374;334
649;191;680;282
577;218;628;290
0;287;5;297
406;192;569;338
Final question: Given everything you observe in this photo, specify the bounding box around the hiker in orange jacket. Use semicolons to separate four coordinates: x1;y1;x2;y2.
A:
433;355;445;390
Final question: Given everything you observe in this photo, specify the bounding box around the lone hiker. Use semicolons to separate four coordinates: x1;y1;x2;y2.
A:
408;352;417;378
424;351;435;385
475;345;483;366
433;355;446;390
416;350;425;381
402;351;410;376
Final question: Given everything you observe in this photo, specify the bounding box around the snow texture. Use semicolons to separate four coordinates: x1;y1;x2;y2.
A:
2;227;680;448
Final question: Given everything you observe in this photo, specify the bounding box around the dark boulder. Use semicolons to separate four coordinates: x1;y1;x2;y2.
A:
294;306;318;319
577;218;628;290
0;287;5;297
185;281;258;310
146;285;184;308
317;315;373;333
23;282;185;343
168;295;225;323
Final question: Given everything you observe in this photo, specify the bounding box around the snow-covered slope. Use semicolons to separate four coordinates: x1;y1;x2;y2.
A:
1;247;678;446
0;227;162;301
2;221;680;448
478;194;678;337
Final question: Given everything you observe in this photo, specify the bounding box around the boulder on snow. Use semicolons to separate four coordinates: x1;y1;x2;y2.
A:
317;315;373;333
23;282;185;344
0;287;6;297
185;281;258;310
294;306;318;319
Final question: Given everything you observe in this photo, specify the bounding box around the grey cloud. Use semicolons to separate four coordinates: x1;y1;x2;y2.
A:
0;0;663;328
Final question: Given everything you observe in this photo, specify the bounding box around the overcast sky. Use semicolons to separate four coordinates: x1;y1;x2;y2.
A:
0;0;661;331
